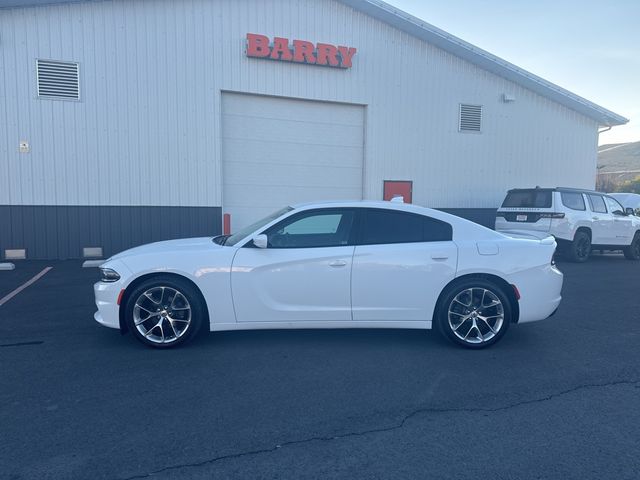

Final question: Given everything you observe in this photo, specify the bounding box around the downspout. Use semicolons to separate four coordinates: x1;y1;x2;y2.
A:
596;125;612;191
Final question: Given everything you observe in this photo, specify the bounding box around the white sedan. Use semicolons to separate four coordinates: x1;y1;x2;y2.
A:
94;201;563;349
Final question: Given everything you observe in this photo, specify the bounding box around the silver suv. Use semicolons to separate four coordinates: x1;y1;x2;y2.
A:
495;187;640;262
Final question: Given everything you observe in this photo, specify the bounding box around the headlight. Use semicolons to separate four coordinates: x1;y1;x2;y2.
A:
99;267;121;283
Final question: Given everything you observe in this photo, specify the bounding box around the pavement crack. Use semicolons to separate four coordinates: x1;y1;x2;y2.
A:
0;340;44;348
119;379;639;479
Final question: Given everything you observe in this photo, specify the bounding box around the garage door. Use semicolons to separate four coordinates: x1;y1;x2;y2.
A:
222;92;364;231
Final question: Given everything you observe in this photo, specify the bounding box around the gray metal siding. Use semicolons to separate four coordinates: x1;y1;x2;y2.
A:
0;206;221;260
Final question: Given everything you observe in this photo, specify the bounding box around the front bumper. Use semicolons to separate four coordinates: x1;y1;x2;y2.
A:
93;260;132;330
94;280;123;329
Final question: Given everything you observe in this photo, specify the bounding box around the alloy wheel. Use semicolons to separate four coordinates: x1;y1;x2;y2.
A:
133;286;192;344
576;236;591;259
448;288;505;344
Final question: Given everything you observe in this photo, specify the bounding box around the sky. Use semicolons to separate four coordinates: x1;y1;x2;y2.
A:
386;0;639;146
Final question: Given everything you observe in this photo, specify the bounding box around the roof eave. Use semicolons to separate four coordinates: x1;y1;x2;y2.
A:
338;0;628;127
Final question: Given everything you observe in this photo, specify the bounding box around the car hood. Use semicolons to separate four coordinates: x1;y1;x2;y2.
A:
108;237;221;261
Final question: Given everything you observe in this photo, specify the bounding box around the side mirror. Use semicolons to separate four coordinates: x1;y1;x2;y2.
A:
626;208;635;216
252;234;268;249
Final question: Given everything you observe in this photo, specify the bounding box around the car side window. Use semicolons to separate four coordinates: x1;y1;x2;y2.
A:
605;197;625;215
587;195;607;213
560;192;586;211
264;209;355;248
360;209;452;245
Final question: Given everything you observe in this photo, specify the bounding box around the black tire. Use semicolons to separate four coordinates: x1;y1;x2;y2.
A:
124;275;205;348
567;230;591;263
623;233;640;260
436;278;512;349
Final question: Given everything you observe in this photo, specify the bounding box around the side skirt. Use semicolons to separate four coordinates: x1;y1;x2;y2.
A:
210;320;432;332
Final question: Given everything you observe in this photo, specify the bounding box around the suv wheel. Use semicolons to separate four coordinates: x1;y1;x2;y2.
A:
623;233;640;260
567;230;591;263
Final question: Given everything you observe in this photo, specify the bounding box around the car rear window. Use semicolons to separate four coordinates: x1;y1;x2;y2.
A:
501;190;552;208
360;210;452;245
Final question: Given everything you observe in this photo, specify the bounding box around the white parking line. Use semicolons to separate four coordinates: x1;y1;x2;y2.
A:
0;267;53;307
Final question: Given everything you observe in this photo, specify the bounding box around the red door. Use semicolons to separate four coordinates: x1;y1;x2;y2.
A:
383;181;413;204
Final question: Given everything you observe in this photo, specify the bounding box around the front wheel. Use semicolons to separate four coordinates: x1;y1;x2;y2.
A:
623;233;640;260
124;276;205;348
436;279;512;349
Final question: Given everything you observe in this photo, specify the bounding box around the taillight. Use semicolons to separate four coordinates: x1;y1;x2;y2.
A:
539;212;565;219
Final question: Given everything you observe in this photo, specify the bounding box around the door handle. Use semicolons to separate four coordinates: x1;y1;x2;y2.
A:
329;260;347;267
431;253;449;260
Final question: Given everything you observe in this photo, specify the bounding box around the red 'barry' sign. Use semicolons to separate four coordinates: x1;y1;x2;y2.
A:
246;33;357;69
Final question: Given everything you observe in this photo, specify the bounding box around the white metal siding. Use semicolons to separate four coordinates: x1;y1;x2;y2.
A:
222;92;364;228
0;0;599;210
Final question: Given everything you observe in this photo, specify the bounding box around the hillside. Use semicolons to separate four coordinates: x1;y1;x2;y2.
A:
598;141;640;173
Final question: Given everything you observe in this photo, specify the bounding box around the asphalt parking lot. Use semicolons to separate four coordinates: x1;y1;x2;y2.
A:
0;257;639;480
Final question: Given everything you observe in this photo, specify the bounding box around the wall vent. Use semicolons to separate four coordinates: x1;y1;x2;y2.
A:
459;104;482;132
37;59;80;100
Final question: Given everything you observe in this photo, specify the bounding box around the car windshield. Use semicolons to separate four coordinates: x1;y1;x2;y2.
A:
224;207;294;246
502;189;552;208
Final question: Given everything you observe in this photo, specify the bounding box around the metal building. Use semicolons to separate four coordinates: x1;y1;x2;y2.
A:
0;0;628;260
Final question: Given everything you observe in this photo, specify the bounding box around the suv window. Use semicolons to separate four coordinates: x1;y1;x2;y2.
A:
501;190;552;208
587;194;607;213
360;209;452;245
265;209;354;248
605;197;625;215
561;192;586;211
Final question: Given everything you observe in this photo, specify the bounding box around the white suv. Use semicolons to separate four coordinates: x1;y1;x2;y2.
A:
495;187;640;262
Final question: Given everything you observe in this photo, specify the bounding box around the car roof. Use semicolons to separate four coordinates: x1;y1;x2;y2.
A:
291;199;436;213
288;200;499;237
228;199;502;246
610;192;640;198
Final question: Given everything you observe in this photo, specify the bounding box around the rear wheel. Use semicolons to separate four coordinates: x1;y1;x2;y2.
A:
124;276;204;348
623;233;640;260
567;230;591;263
436;279;512;349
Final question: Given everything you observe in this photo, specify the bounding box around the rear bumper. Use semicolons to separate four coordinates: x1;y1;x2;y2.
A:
511;264;563;323
495;216;551;234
